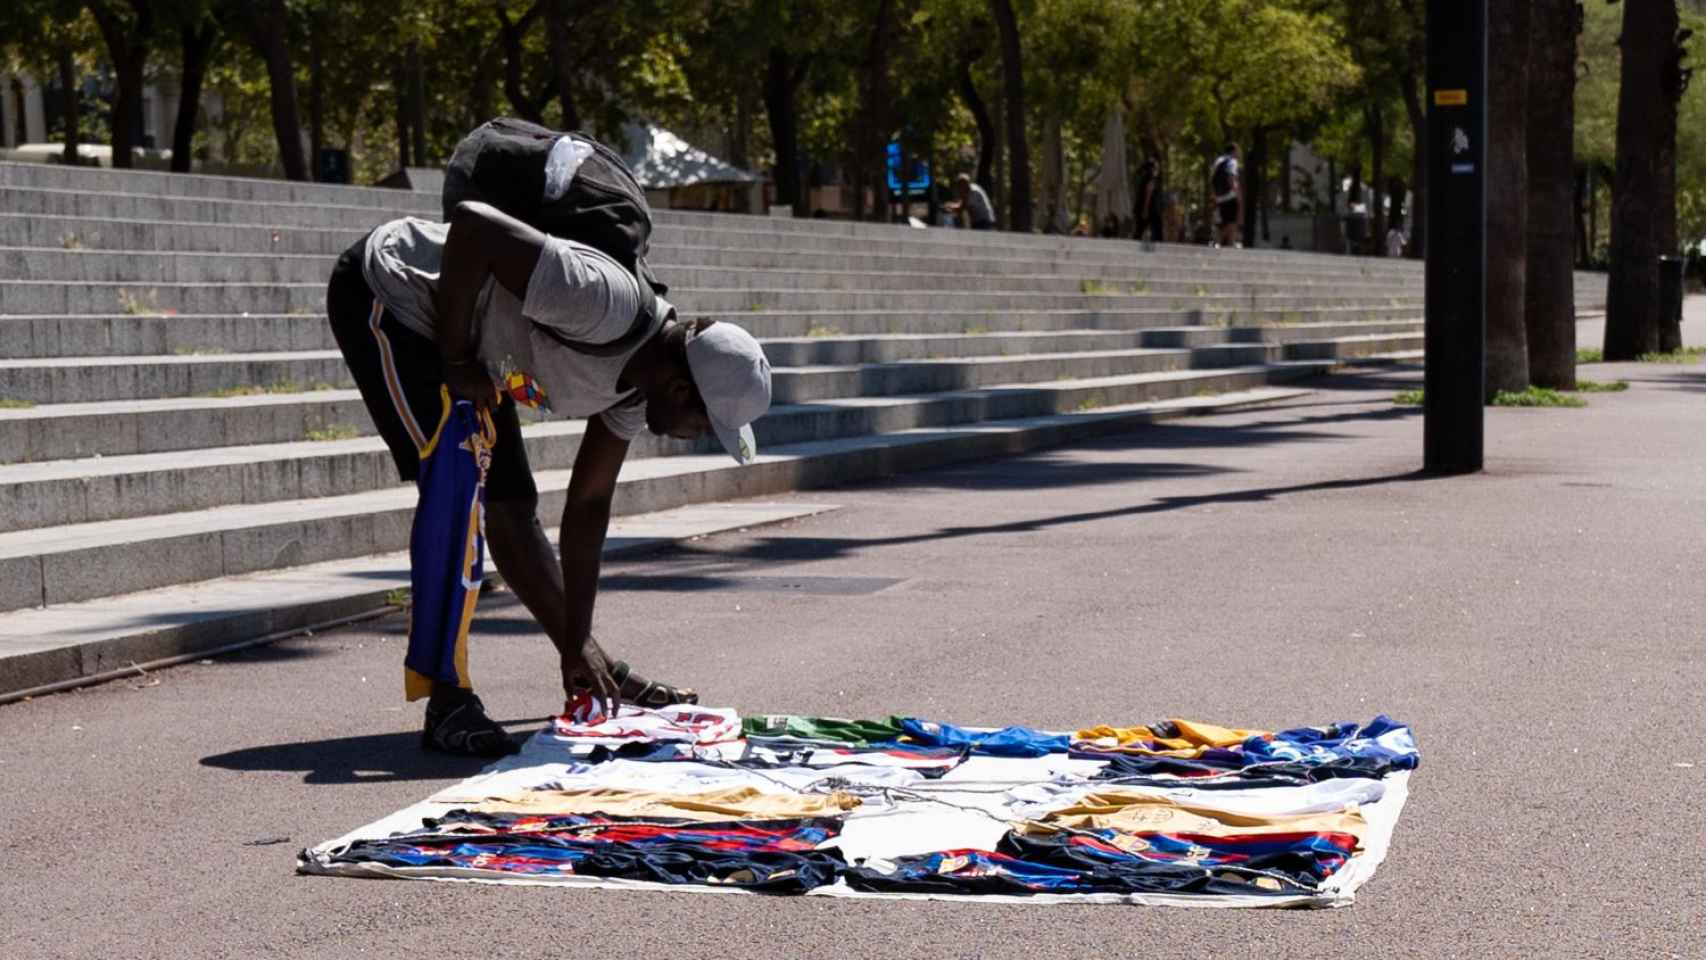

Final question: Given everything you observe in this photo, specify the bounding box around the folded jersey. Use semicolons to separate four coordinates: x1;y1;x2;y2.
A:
896;717;1070;758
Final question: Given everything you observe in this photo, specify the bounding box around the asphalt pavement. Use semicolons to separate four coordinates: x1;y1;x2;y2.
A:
2;315;1703;959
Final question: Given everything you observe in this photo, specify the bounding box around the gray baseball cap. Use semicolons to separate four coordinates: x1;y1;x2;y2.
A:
685;322;771;464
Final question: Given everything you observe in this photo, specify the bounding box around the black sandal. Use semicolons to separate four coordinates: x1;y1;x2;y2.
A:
421;693;519;757
609;660;699;708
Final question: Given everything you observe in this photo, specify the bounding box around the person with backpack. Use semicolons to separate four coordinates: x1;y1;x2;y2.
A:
1210;143;1243;248
325;119;771;756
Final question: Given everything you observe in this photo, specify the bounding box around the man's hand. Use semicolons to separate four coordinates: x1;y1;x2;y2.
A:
444;358;500;411
562;633;622;720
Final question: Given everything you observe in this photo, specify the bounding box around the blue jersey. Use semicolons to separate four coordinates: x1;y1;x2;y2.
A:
403;390;497;701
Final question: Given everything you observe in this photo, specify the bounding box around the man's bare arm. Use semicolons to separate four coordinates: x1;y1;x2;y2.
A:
434;201;546;385
557;415;631;714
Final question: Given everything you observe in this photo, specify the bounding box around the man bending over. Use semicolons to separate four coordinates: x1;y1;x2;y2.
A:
325;202;771;756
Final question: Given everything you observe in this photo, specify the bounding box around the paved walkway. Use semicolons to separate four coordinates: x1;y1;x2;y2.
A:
3;309;1704;958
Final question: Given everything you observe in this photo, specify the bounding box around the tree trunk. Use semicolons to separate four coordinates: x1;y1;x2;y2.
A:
730;91;752;171
1039;112;1066;233
1604;0;1679;360
1244;126;1267;248
857;0;896;223
1655;12;1687;352
1525;0;1578;388
1400;66;1427;258
1368;103;1387;254
987;0;1031;231
88;1;154;170
393;63;411;169
171;22;218;174
956;51;996;189
497;3;545;123
56;44;81;166
1484;0;1531;395
1573;166;1589;267
243;0;309;181
991;88;1006;226
407;42;428;165
469;39;499;131
308;13;324;176
763;47;807;217
543;0;581;130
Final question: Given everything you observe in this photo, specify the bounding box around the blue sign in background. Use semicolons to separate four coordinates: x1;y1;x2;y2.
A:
886;142;931;192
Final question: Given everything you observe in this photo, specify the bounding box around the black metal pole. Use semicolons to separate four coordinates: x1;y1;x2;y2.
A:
1423;0;1487;474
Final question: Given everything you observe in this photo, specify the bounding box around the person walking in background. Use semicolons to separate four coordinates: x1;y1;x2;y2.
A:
945;173;997;230
1135;157;1163;246
1210;144;1243;248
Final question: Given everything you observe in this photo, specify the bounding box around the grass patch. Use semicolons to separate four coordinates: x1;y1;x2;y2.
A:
963;324;989;335
0;398;36;410
1192;284;1210;297
1081;279;1111;294
305;424;359;441
116;288;163;316
804;324;840;338
1490;387;1586;408
1130;278;1149;293
1393;390;1425;405
384;587;411;607
60;233;83;250
1193;387;1222;398
1576;347;1603;363
1073;395;1103;412
1635;346;1706;363
1572;379;1628;393
200;381;336;398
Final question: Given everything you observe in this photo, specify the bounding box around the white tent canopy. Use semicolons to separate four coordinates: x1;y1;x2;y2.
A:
616;122;759;190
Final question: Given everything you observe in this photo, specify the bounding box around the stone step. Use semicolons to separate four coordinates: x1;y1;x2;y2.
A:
0;248;1419;302
0;368;1328;614
0;341;1218;405
0;213;1436;288
0;334;1408;532
759;320;1424;365
0;498;843;701
0;305;1427;358
0;159;436;209
0;277;1424;318
0;243;1426;296
0;183;1433;275
0;212;1427;282
0;324;1423;463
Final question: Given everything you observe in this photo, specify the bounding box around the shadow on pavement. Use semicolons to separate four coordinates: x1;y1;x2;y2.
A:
200;721;548;784
638;469;1435;572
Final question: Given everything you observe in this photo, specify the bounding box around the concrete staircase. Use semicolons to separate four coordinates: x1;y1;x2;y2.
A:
0;161;1607;698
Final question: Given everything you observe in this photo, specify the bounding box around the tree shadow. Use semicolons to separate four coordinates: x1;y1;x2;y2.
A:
636;468;1435;572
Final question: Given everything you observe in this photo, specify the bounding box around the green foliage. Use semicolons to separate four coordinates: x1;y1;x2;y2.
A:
1571;380;1628;392
1392;389;1424;405
1577;1;1706;252
305;424;360;441
1576;347;1604;363
1490;387;1587;408
1635;346;1706;364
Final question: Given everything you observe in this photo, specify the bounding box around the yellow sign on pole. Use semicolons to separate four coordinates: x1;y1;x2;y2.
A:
1434;89;1469;106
